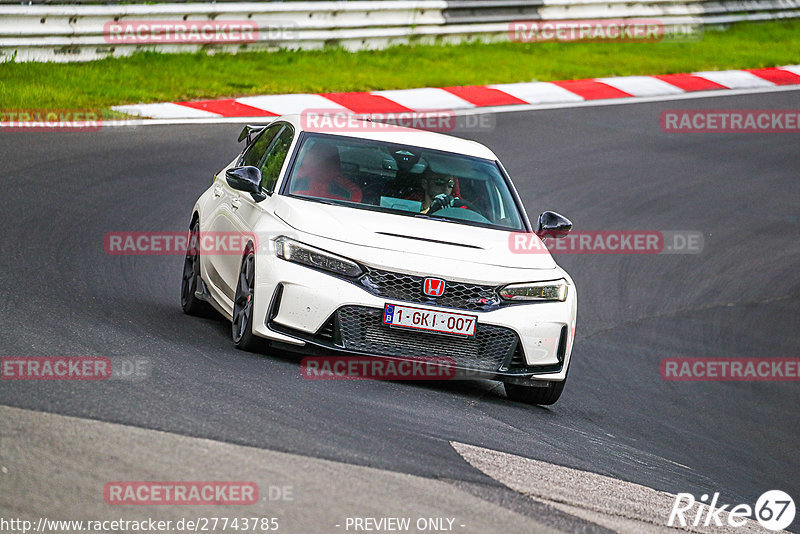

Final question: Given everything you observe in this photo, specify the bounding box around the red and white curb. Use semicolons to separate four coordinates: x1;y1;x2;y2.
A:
113;66;800;120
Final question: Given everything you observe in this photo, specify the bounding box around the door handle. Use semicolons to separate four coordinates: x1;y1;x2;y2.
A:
231;197;241;210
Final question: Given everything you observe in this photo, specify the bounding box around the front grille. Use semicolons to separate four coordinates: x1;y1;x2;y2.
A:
336;306;518;372
360;268;501;311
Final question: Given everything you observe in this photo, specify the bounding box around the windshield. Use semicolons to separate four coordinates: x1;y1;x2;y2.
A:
282;133;526;231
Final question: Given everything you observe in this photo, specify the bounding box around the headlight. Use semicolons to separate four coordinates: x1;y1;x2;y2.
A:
274;237;363;278
499;279;568;302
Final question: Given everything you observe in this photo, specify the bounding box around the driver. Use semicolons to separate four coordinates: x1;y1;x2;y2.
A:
421;170;464;214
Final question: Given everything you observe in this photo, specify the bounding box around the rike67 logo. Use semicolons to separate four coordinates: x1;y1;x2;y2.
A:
668;490;795;531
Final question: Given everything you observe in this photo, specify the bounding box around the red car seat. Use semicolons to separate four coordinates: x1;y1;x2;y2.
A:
291;143;362;203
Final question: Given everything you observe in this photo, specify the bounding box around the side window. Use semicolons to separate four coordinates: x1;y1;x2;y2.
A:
241;124;282;168
259;126;294;192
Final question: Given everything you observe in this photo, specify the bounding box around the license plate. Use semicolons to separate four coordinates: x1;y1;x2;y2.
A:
382;304;477;337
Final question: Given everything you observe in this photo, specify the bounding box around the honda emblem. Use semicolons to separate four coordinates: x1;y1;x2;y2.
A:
423;278;446;297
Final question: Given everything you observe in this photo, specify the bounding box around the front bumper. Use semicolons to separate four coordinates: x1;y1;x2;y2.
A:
251;252;576;382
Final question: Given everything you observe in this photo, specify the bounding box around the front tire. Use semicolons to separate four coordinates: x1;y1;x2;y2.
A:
232;246;267;352
504;379;565;405
181;219;213;316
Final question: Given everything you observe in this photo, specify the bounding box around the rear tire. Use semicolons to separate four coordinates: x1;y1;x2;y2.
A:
504;379;565;405
181;219;214;316
232;246;267;353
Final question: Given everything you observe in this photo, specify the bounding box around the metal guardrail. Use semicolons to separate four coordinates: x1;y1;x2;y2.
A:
1;0;798;62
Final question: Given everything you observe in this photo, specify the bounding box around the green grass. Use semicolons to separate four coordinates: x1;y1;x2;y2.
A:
1;20;799;113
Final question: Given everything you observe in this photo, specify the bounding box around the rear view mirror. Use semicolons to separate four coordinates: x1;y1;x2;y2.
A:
536;211;572;238
226;166;267;202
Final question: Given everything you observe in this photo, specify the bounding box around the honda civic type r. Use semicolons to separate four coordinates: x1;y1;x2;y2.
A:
181;114;577;405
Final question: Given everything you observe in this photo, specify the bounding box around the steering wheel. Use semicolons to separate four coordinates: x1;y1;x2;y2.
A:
429;194;480;214
451;197;480;212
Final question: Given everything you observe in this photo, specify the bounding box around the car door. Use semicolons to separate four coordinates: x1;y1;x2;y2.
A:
205;124;283;310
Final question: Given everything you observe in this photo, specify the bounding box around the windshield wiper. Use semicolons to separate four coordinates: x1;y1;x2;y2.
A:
304;197;337;206
413;213;449;222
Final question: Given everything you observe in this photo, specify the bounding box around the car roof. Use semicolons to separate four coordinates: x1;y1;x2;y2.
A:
272;114;499;161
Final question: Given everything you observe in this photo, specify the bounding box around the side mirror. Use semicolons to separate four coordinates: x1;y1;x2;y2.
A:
536;211;572;238
226;166;267;202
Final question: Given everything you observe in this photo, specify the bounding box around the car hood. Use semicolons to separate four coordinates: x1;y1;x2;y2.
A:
273;198;556;270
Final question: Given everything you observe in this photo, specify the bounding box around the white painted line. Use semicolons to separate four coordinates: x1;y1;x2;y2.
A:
451;441;786;534
779;64;800;76
101;85;800;127
595;76;686;97
692;70;776;89
488;82;584;104
371;87;475;110
113;102;221;119
235;93;349;115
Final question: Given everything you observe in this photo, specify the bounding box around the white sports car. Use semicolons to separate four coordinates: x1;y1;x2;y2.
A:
182;115;577;405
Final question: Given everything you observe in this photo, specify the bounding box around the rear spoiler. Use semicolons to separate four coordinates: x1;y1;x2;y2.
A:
238;123;272;144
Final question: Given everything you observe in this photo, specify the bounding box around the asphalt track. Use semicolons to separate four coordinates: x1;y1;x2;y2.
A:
1;90;799;532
